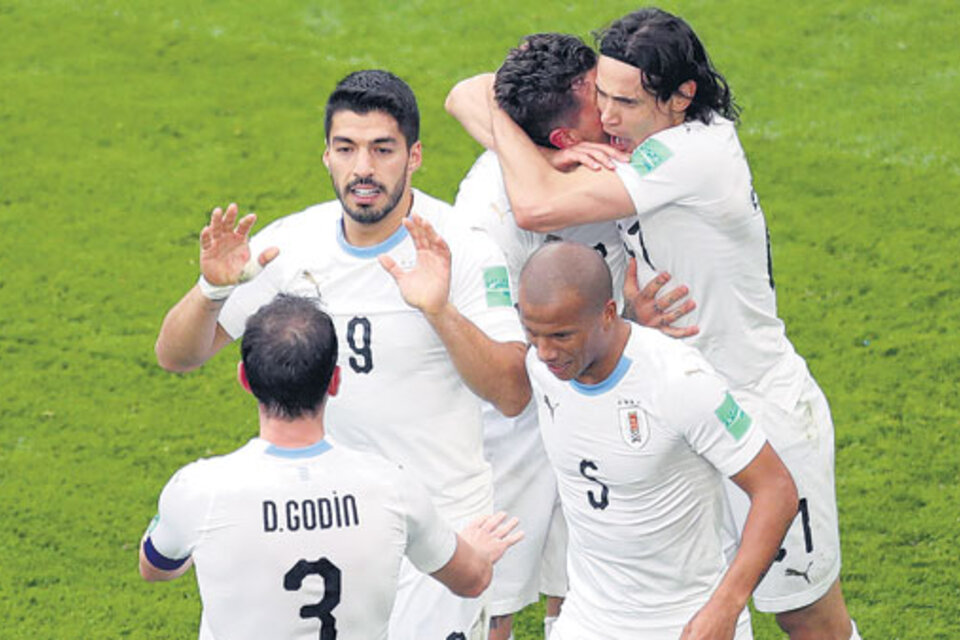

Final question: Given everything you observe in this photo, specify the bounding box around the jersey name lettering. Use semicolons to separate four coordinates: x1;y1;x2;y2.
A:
262;493;360;533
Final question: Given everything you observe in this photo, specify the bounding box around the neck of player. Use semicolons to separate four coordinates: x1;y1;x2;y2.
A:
259;406;328;449
577;321;632;386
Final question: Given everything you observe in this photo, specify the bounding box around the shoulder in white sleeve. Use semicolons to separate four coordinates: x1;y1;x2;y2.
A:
148;460;216;563
658;361;766;478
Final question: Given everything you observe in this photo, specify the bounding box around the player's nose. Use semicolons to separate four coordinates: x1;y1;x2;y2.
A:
353;147;375;177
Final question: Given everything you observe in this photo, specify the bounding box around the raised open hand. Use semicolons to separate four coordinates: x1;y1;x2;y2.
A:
378;214;452;317
199;203;278;286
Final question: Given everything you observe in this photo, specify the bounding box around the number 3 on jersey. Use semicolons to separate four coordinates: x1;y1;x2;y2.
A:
346;316;373;374
284;557;341;639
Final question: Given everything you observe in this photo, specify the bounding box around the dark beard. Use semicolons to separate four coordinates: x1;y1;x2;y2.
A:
335;171;407;225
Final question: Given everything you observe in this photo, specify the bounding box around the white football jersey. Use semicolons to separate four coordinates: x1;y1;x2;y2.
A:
528;325;765;635
614;117;809;410
455;150;627;309
219;190;523;523
144;438;457;640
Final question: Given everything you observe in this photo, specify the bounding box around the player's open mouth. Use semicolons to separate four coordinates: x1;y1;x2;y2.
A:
349;183;383;204
609;135;633;153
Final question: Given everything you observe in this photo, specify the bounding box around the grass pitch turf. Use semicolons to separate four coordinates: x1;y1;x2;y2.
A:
1;1;958;637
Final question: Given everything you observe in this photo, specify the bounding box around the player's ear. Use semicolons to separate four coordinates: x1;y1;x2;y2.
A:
327;365;341;397
322;144;331;169
603;298;619;327
548;128;578;150
671;80;697;114
407;140;423;174
237;361;253;395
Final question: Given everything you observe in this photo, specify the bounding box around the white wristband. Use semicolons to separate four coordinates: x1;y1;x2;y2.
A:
197;275;236;301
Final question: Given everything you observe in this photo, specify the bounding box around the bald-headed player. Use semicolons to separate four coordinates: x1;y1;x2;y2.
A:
517;242;798;640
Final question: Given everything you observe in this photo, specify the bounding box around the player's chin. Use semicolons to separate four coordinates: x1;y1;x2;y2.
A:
546;362;573;379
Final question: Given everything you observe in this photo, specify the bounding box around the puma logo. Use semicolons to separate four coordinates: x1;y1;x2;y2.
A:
301;270;323;299
785;561;814;584
544;394;559;421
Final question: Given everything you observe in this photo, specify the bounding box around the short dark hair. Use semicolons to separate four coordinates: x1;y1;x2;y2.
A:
596;7;739;124
241;295;339;420
494;33;597;148
324;69;420;147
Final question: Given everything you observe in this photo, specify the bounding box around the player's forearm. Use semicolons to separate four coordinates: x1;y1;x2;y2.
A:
155;286;228;372
488;100;574;232
712;457;798;611
445;73;496;149
431;535;492;598
424;303;531;417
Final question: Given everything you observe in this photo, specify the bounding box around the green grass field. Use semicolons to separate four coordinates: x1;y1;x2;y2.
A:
2;0;958;637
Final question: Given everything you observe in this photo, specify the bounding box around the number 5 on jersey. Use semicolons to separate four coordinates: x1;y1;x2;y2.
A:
579;459;609;510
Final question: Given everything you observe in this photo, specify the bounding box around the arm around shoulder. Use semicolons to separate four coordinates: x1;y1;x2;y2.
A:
488;100;635;232
445;73;496;150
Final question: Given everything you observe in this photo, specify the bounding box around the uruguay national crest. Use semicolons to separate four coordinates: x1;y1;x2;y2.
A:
618;402;649;449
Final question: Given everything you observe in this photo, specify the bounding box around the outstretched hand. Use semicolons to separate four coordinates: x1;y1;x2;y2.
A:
623;258;699;338
460;511;524;565
546;141;630;172
378;214;452;317
199;203;279;286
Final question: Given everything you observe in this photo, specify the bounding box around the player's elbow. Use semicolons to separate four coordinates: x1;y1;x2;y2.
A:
495;386;532;418
512;199;560;234
443;87;459;117
779;471;800;519
139;548;180;582
154;340;201;373
767;465;799;532
139;562;162;582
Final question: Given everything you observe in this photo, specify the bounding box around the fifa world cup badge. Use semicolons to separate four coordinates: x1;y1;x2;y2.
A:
618;402;649;449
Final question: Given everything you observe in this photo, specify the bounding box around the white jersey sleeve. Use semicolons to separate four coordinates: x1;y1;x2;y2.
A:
446;219;525;344
659;367;767;478
145;462;211;567
399;467;458;574
613;133;707;217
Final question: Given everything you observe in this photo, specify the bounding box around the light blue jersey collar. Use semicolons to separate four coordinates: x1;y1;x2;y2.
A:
569;355;633;396
264;439;333;459
336;217;409;258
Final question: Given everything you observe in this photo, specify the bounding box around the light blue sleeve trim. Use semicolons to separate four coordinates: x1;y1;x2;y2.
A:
336;217;409;258
264;439;333;459
570;356;633;396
